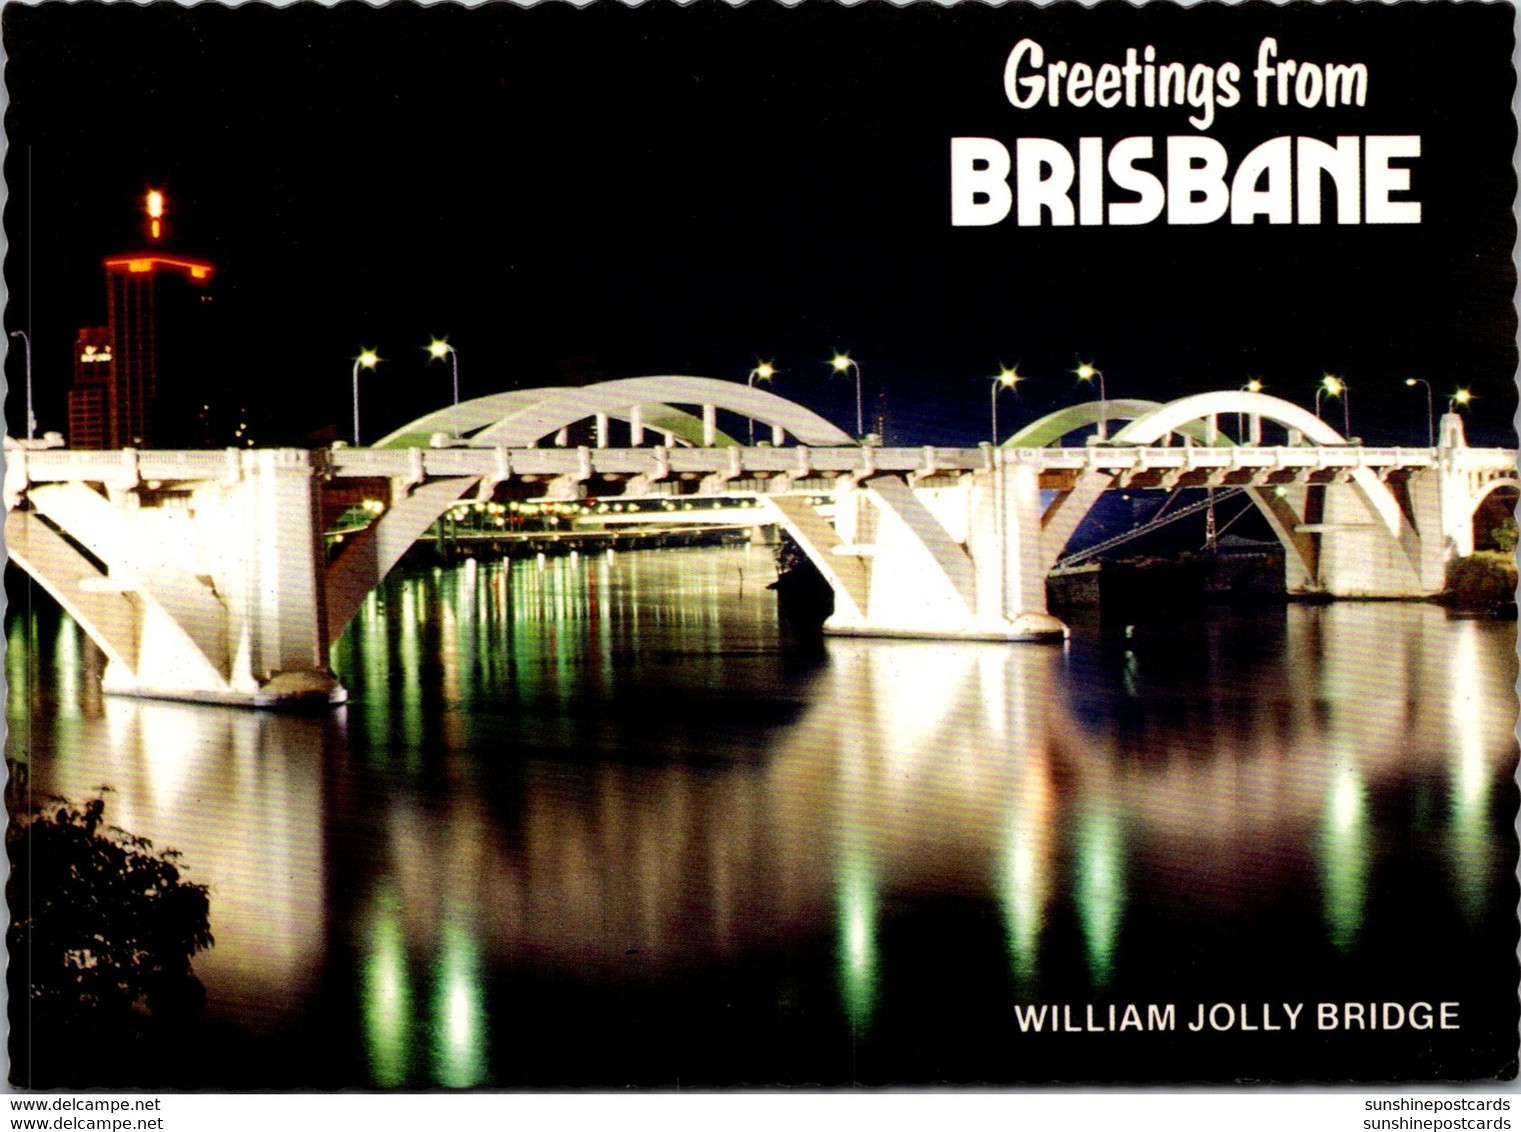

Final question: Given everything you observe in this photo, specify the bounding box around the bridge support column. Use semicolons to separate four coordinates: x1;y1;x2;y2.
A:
1439;412;1476;558
10;449;346;708
772;468;1065;642
1276;471;1441;599
218;449;347;705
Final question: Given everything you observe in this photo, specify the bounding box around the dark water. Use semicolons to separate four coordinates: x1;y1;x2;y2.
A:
6;547;1518;1087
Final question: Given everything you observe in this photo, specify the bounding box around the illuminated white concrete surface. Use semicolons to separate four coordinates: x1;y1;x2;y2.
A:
5;384;1513;705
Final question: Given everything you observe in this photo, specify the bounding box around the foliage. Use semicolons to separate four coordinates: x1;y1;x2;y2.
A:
1446;551;1518;609
1490;516;1518;554
7;795;214;1033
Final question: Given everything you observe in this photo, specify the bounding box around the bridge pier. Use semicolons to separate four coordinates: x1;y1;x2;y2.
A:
7;449;346;707
1270;415;1477;599
770;464;1067;642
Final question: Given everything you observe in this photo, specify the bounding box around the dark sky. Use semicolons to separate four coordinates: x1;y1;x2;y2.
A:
4;1;1516;448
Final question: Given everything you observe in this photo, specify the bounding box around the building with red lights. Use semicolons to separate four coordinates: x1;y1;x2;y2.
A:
66;194;217;449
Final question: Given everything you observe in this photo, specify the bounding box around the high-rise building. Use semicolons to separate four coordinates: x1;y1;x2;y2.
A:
66;191;216;449
66;327;113;450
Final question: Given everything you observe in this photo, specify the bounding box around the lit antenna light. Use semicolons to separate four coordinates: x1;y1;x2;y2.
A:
147;190;165;241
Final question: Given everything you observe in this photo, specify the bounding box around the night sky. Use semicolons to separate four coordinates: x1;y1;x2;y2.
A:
4;2;1516;449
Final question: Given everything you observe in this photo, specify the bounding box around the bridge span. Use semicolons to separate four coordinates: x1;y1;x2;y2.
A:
5;377;1515;706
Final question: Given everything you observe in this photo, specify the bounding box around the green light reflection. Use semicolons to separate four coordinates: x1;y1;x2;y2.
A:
836;845;879;1035
6;613;31;732
1074;802;1124;989
1000;811;1044;983
360;884;413;1088
398;581;425;765
432;916;487;1088
1319;761;1369;952
1447;624;1495;924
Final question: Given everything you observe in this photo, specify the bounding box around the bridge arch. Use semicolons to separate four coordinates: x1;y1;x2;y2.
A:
330;378;851;646
1005;399;1168;447
1033;390;1411;583
1109;390;1348;446
473;376;853;448
373;390;559;448
1469;476;1520;550
1470;476;1521;510
1005;398;1250;449
374;387;730;450
375;376;853;450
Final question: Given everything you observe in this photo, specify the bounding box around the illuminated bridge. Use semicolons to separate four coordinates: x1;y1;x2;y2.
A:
5;375;1515;706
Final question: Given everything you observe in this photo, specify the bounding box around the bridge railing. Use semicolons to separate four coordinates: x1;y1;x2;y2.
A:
6;443;1516;493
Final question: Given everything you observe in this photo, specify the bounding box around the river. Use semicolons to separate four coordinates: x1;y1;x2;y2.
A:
6;545;1517;1087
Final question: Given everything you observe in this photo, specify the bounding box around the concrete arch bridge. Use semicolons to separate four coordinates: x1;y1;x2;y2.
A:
5;376;1514;706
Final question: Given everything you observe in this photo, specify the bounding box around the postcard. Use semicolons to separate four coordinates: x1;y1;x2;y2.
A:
3;0;1517;1091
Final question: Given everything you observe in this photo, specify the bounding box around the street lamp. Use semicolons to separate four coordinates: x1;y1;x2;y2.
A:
1450;388;1473;413
830;352;864;439
8;329;34;440
1405;378;1434;447
747;361;776;445
1316;374;1349;437
990;366;1021;446
352;348;380;446
1075;362;1107;440
427;337;461;439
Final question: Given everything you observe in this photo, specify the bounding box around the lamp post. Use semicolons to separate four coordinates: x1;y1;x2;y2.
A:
1450;388;1473;413
427;338;461;439
1405;378;1434;447
1316;374;1349;437
831;352;864;439
1075;362;1107;440
352;348;380;446
747;361;775;445
8;329;34;441
990;366;1021;446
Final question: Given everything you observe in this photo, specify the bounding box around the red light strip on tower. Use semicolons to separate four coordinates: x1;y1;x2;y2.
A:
103;255;215;281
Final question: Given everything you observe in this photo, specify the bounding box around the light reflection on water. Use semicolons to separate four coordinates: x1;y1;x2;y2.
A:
7;547;1517;1085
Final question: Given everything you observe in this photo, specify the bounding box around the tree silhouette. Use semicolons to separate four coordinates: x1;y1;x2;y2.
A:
7;794;214;1086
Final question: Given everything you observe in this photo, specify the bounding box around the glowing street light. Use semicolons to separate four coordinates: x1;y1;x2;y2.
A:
747;361;776;445
1450;387;1473;413
1405;378;1435;447
990;366;1021;446
831;352;864;439
1316;374;1349;437
352;348;380;446
1075;362;1108;440
427;338;461;439
8;330;34;441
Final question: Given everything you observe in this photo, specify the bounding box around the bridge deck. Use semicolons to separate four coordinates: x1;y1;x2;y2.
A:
7;443;1516;499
